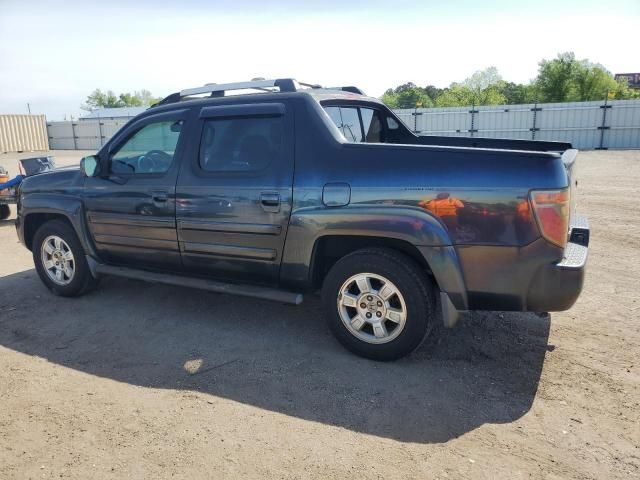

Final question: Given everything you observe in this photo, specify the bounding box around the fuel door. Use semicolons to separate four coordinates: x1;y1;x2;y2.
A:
322;183;351;207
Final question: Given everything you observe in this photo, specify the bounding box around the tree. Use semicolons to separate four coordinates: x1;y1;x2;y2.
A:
381;83;434;108
498;82;536;104
533;52;639;102
435;85;475;107
464;68;507;106
423;85;445;101
82;89;120;110
435;68;507;107
136;89;158;105
81;89;162;111
462;67;502;93
610;78;640;100
117;92;144;107
571;61;618;101
380;52;640;107
534;52;578;102
381;89;400;108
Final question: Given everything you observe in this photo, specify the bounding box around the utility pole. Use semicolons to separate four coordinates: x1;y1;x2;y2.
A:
27;103;31;114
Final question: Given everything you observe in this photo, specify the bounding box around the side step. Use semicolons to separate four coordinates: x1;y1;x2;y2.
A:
94;264;304;305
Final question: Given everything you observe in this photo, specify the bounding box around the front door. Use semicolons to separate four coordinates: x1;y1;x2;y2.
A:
175;102;294;285
84;109;189;270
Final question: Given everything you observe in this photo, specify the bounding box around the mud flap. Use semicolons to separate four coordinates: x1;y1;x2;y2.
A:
440;292;460;328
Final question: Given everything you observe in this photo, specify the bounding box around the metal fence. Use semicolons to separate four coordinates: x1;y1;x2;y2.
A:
0;115;49;153
394;99;640;149
43;99;640;151
47;119;131;150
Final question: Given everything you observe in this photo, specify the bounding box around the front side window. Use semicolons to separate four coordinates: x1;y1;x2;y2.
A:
199;116;282;172
110;120;182;174
324;106;383;143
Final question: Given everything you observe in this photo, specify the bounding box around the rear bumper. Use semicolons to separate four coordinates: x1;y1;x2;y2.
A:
525;216;589;311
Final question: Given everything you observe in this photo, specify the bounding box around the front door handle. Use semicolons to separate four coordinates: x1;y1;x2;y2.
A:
260;192;280;213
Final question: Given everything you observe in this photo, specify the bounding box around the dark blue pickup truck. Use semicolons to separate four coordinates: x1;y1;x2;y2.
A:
15;78;589;360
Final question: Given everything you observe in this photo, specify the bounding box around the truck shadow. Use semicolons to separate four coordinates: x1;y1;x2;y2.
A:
0;269;551;444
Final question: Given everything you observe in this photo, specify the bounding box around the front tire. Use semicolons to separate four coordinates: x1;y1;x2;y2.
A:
33;219;97;296
322;248;436;361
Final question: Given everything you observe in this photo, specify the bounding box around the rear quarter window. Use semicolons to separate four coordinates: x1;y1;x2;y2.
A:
360;108;382;143
323;105;383;143
324;106;362;142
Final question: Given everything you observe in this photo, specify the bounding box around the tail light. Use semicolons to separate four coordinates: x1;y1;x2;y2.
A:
530;189;570;248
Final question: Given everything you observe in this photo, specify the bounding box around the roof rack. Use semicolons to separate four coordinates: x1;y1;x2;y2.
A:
180;78;298;97
153;78;365;107
333;85;364;95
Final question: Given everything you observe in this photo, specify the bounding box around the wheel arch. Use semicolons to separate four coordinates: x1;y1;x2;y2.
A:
23;212;74;250
279;206;468;304
309;234;435;289
20;194;95;256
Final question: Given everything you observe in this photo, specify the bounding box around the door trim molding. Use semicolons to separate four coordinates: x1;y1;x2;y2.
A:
94;233;177;250
178;219;281;236
89;212;175;229
181;241;277;261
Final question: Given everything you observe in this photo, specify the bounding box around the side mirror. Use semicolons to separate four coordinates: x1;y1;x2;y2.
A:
80;155;99;177
170;120;183;133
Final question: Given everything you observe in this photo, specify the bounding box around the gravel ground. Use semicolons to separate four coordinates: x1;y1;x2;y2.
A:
0;149;638;479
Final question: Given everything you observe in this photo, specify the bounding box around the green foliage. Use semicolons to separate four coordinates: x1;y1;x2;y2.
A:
571;63;616;101
82;89;162;111
381;90;400;108
423;85;445;101
534;52;577;102
435;67;507;107
611;78;640;100
533;52;628;102
434;85;474;107
381;52;639;108
382;83;435;109
462;67;502;94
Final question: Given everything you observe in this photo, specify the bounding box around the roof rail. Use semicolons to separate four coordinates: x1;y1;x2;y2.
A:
336;86;365;95
153;78;364;107
180;78;298;97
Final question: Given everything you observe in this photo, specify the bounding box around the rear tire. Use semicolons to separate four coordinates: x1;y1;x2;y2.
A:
322;248;436;361
33;219;98;297
0;204;10;220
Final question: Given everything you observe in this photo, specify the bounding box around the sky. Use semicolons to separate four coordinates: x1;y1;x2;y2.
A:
0;0;638;120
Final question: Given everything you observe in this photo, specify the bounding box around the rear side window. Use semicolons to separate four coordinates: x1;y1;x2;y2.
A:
199;116;282;172
324;106;383;143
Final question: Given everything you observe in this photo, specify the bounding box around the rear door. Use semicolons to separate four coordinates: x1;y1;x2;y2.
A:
175;102;294;285
84;109;189;270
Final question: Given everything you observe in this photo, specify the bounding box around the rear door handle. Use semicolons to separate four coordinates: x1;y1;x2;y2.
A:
152;192;169;203
260;192;280;212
